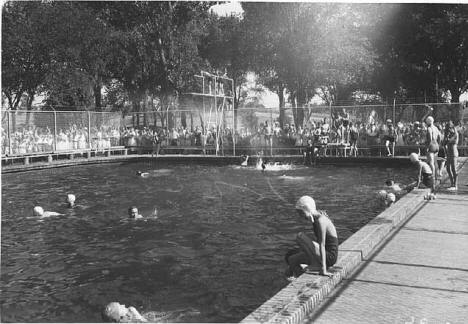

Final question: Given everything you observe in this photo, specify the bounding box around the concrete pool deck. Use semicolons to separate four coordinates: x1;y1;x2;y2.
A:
241;158;468;324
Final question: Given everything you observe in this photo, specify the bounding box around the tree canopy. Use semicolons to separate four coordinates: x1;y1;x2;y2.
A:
2;1;467;126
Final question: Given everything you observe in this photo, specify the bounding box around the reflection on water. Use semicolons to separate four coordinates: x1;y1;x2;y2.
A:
1;161;413;322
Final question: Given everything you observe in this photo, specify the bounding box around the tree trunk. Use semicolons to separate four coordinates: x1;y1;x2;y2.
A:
26;91;35;110
25;90;35;126
277;85;285;129
451;87;461;103
295;88;306;129
6;91;22;110
291;91;297;128
132;100;140;127
233;81;242;132
181;111;187;129
450;87;463;122
94;84;102;112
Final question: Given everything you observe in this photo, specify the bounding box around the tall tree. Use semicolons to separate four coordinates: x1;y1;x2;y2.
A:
371;4;468;104
2;1;54;110
199;13;249;129
105;1;211;117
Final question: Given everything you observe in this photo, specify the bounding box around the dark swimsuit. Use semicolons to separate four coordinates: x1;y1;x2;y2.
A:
422;172;434;188
285;211;339;277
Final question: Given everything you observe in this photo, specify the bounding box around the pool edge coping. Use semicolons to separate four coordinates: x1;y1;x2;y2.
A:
1;155;416;174
240;157;468;324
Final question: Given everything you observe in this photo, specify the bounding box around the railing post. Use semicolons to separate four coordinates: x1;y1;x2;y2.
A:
214;75;218;156
87;111;91;149
53;110;57;152
7;111;12;155
232;106;236;156
270;106;273;156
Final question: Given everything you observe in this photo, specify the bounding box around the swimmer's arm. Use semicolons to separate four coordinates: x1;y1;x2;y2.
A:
128;306;148;322
319;221;331;277
45;211;63;217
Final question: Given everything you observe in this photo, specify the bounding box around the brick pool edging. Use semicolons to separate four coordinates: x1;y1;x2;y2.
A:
240;188;429;324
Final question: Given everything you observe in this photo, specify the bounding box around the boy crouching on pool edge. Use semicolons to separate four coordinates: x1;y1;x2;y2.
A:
409;153;436;200
285;196;338;279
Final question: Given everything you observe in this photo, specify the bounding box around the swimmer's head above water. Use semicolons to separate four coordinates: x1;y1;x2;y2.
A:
33;206;44;217
385;179;394;187
295;196;317;220
128;206;142;219
136;170;149;177
66;194;76;207
102;302;145;323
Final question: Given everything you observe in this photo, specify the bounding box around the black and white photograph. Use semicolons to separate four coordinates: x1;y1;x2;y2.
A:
1;1;468;323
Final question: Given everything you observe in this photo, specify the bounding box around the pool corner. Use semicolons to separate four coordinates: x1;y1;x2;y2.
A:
240;188;429;324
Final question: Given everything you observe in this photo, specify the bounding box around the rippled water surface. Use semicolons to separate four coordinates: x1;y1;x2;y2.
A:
1;161;413;322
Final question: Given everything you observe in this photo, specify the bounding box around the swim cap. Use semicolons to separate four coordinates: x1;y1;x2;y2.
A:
386;193;396;202
295;196;317;214
378;190;387;199
409;153;419;163
102;302;126;322
67;194;76;203
33;206;44;216
426;116;434;124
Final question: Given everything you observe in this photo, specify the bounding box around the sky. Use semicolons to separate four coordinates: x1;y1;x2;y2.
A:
209;1;244;16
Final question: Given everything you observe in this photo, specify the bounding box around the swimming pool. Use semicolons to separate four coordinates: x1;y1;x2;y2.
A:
1;161;414;322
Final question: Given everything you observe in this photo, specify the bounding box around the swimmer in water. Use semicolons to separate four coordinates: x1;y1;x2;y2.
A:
128;206;143;219
409;152;436;200
101;302;198;323
385;192;396;206
101;302;149;323
33;206;62;217
136;170;149;177
377;189;388;200
377;190;396;206
241;155;249;167
261;159;267;172
384;179;405;195
66;194;76;208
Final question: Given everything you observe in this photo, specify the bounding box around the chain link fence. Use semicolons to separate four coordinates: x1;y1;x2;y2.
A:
1;110;123;156
2;103;467;157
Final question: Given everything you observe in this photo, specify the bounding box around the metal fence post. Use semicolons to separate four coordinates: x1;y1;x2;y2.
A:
53;110;57;152
7;111;12;155
87;111;91;149
270;106;273;156
232;106;236;156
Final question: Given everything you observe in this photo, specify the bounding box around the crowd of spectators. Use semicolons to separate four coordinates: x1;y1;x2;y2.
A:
3;110;467;156
235;116;467;150
2;124;120;155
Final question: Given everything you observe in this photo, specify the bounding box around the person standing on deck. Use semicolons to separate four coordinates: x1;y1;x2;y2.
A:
425;116;442;179
444;121;459;191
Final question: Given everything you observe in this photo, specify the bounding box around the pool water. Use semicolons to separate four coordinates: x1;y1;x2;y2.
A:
1;161;414;322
